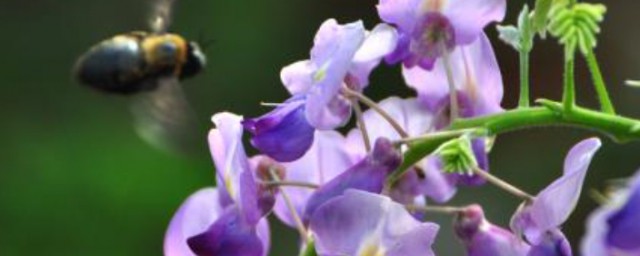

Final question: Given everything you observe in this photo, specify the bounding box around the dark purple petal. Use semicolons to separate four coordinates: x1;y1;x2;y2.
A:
243;97;315;162
606;175;640;251
454;205;530;256
310;190;438;256
527;229;572;256
187;206;266;256
164;188;226;256
513;138;601;243
302;138;402;224
581;170;640;255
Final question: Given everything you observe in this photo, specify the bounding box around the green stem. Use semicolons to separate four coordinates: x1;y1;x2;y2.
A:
519;50;530;107
563;54;575;112
299;240;317;256
389;101;640;182
586;48;616;114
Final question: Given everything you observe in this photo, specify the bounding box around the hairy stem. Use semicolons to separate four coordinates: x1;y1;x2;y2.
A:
563;53;575;112
519;50;530;107
586;48;616;114
391;101;640;181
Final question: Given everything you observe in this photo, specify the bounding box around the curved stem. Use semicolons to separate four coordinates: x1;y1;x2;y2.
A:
441;42;459;121
351;98;372;151
471;167;534;202
269;169;308;242
586;48;616;114
390;101;640;182
405;204;465;215
263;181;320;189
343;87;409;138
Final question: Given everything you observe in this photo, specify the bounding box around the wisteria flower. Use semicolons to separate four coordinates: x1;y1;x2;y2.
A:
273;130;353;228
581;170;640;256
346;97;458;203
309;189;439;256
377;0;506;69
454;204;531;256
164;112;274;256
282;18;398;129
403;32;504;120
511;138;602;246
302;137;402;224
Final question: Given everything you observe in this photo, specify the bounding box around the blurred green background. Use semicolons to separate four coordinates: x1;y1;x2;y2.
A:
1;0;640;255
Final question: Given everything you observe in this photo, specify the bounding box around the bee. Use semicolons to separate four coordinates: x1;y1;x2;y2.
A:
73;0;205;154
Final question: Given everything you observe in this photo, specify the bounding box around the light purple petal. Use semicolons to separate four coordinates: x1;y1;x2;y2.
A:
302;138;402;224
306;20;366;129
243;97;315;162
581;206;612;256
273;131;353;228
349;23;398;89
360;97;435;141
376;0;421;33
164;188;225;256
186;206;267;256
442;0;507;45
310;190;388;255
416;156;457;203
281;60;316;95
209;112;252;209
310;190;438;256
403;33;503;115
513;138;602;243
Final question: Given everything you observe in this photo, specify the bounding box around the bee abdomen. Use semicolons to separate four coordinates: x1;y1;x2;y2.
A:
74;36;153;94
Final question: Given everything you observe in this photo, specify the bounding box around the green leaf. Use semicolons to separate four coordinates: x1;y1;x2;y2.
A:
533;0;553;36
497;5;533;52
548;2;607;58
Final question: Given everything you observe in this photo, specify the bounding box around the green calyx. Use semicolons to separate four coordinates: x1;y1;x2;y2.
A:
435;135;478;175
548;1;606;60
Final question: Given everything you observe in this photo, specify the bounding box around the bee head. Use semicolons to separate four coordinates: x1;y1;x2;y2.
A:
180;41;206;79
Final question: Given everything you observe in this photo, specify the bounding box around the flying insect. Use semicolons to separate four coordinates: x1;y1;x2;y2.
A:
73;0;205;154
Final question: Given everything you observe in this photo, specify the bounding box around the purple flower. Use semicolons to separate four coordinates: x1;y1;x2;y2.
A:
346;97;458;203
454;204;531;256
163;188;270;256
164;112;277;256
273;131;354;228
403;33;504;186
302;137;402;224
377;0;506;69
242;97;315;162
581;170;640;255
511;138;602;245
281;19;398;129
402;32;504;118
309;189;439;256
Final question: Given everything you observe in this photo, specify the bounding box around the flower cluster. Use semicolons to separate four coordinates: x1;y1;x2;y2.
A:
162;0;640;255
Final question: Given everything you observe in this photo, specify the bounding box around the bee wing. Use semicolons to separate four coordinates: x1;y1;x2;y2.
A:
149;0;177;33
130;77;201;155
